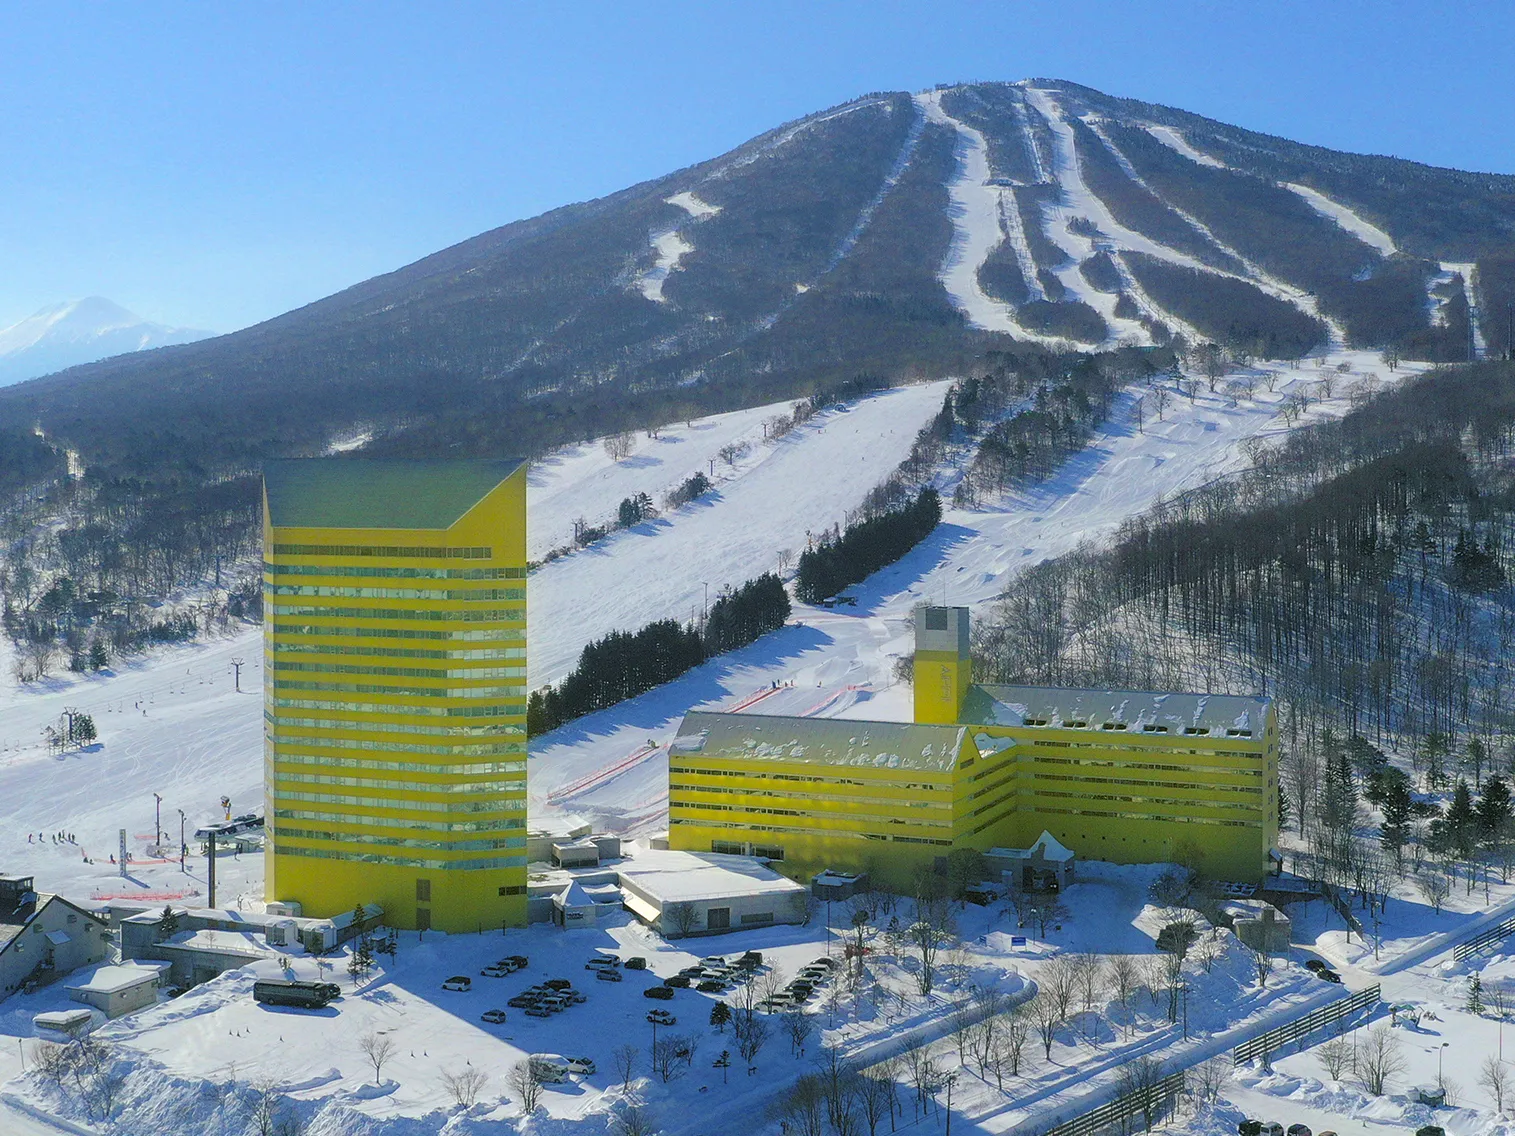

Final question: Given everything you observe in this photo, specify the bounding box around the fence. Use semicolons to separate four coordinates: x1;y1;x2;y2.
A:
1233;984;1380;1065
1037;1071;1187;1136
1453;913;1515;962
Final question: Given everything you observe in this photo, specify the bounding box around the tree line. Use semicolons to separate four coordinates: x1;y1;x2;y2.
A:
795;489;941;604
527;573;790;735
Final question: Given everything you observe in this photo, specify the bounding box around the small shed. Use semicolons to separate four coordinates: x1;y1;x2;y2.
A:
33;1008;97;1040
552;881;601;929
987;831;1076;892
812;870;869;902
553;840;602;869
66;963;167;1018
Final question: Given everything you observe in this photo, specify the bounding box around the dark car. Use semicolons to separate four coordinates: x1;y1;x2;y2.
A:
696;979;725;993
643;985;676;1000
665;974;692;988
503;955;529;967
1304;959;1327;973
740;950;763;966
624;957;648;970
1319;969;1343;984
544;978;573;990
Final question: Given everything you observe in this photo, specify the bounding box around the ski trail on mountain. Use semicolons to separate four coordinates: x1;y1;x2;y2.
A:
1441;262;1488;357
636;194;721;303
1284;183;1398;256
914;91;1069;347
1080;117;1342;344
820;98;926;275
1145;124;1227;168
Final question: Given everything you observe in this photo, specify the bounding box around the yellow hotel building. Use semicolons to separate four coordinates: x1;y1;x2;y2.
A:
669;606;1277;888
262;459;529;933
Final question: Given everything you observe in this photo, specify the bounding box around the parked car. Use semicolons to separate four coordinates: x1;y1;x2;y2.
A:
442;976;471;992
544;978;573;990
696;979;725;993
492;957;525;973
740;950;763;966
481;1009;507;1024
529;1055;570;1084
646;1009;676;1025
565;1056;596;1075
525;1005;553;1018
566;989;587;1003
597;968;623;982
624;956;648;970
677;965;704;977
1287;1125;1312;1136
481;965;513;978
1262;1123;1284;1136
665;974;692;988
700;955;727;968
508;994;537;1008
644;985;676;1000
586;957;618;970
1303;959;1327;973
503;955;529;968
1319;969;1343;984
810;957;838;970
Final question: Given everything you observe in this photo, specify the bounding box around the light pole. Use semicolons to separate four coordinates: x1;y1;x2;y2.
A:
177;810;186;872
941;1070;959;1136
153;793;163;847
1438;1041;1449;1085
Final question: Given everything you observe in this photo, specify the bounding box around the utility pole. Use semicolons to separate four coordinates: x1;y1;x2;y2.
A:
207;835;217;908
177;810;186;872
153;792;163;847
231;658;244;693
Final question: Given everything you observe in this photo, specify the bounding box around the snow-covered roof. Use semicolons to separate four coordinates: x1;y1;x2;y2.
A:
68;964;164;995
673;712;969;773
553;881;597;910
965;684;1270;738
989;830;1075;863
616;850;807;905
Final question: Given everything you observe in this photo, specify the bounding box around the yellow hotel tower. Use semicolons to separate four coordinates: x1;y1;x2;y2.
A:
262;459;528;932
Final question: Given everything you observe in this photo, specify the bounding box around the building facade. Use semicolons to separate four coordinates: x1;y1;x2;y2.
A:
668;606;1278;887
263;459;529;932
0;876;115;1001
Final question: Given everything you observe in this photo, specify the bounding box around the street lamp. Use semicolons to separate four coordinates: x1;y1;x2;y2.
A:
153;793;163;847
1438;1041;1449;1084
177;810;186;872
940;1070;959;1136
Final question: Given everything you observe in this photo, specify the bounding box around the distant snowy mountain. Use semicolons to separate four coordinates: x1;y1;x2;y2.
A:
0;297;210;387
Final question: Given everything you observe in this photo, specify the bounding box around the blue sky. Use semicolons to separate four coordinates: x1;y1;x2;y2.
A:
4;1;1512;334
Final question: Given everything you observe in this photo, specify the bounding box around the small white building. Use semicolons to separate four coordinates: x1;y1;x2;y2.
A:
986;831;1077;892
552;881;602;928
616;850;808;937
66;962;168;1019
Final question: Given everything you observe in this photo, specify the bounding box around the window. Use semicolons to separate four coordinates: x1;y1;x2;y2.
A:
498;885;525;896
752;845;785;861
924;608;948;630
706;907;731;930
416;908;431;931
740;912;774;926
711;840;745;855
415;878;431;902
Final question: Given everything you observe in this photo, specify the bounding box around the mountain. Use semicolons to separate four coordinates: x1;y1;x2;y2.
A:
4;79;1515;491
0;297;210;389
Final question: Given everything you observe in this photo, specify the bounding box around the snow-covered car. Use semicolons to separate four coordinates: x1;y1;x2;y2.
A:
481;1009;507;1024
646;1009;676;1026
565;1056;596;1075
596;968;623;982
529;1055;570;1083
700;955;727;968
442;975;471;991
643;986;676;1000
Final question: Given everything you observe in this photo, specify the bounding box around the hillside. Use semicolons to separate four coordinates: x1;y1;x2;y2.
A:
3;80;1513;497
0;297;210;388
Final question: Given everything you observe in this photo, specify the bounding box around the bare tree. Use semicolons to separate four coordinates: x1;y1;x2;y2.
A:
1119;1056;1167;1132
1040;955;1080;1024
508;1059;544;1114
609;1104;658;1136
603;431;636;461
1150;384;1172;421
1357;1026;1404;1096
613;1043;638;1091
1108;955;1139;1014
775;1074;828;1136
733;1014;770;1065
1250;946;1272;988
907;918;950;997
1417;871;1452;913
1318;1034;1354;1081
857;1065;898;1136
357;1032;396;1085
998;1004;1031;1079
441;1066;488;1108
781;1009;813;1057
651;1034;689;1082
1186;1057;1230;1107
1480;1054;1510;1113
662;901;699;938
1028;989;1062;1059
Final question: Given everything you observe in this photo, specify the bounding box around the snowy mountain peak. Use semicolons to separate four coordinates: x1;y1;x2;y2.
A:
0;297;211;388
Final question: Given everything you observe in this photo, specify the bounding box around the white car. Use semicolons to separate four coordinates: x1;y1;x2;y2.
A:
441;975;471;991
565;1056;596;1075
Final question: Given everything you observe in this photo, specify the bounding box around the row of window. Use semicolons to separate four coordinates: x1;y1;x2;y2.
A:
272;770;525;795
1024;754;1266;778
265;713;524;738
1015;719;1255;739
270;752;525;774
271;843;527;871
1029;805;1262;828
272;789;525;813
272;624;524;645
266;563;522;581
273;807;523;833
271;678;525;701
1032;772;1264;795
667;765;949;792
268;734;525;758
269;605;523;623
272;543;496;560
270;660;525;680
711;840;789;860
672;817;951;846
270;697;524;720
1020;740;1264;760
267;584;526;603
274;825;526;852
671;800;952;830
272;642;523;661
668;782;949;812
1032;787;1264;814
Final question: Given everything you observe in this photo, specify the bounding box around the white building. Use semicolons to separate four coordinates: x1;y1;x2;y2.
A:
66;963;169;1019
616;850;808;937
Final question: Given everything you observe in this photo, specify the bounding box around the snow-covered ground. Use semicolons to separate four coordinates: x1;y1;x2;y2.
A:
636;193;720;303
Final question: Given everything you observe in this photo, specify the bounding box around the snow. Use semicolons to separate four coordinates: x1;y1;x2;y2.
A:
1441;261;1489;357
635;193;723;303
1146;124;1229;169
614;849;806;904
664;191;720;221
0;298;211;388
1284;183;1399;256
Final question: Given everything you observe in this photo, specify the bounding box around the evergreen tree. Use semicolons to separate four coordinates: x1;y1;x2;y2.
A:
156;904;180;940
1468;973;1485;1015
72;714;97;745
1434;780;1478;861
88;641;108;670
710;1002;732;1032
795;488;941;603
1380;778;1413;866
1477;775;1513;840
1424;733;1449;791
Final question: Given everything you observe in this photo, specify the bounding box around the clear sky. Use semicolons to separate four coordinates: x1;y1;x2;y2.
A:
4;0;1513;334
